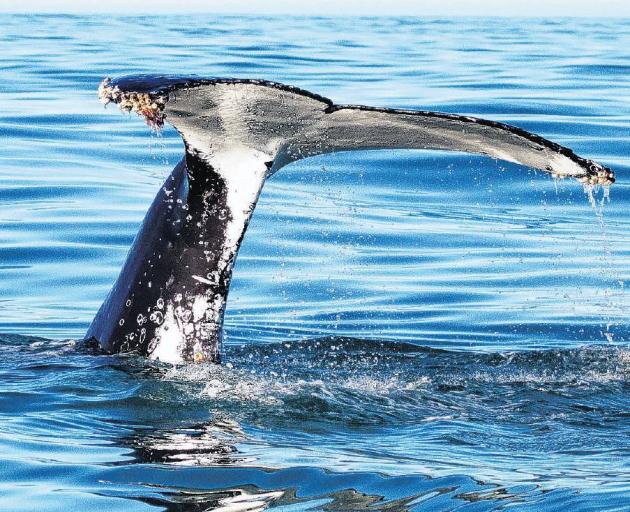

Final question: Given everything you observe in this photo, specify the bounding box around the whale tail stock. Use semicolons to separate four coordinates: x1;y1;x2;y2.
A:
86;74;614;364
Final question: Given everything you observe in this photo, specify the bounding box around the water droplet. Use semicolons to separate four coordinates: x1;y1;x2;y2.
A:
150;310;164;325
147;335;160;352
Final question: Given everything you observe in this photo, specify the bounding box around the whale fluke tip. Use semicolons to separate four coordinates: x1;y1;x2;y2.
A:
577;164;615;186
98;76;168;129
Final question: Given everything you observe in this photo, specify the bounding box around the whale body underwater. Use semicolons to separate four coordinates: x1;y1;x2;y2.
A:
86;75;615;364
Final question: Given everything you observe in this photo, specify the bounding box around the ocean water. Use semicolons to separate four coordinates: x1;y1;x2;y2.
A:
0;14;629;511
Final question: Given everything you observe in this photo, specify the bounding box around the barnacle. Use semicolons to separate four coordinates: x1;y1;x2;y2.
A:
98;77;167;130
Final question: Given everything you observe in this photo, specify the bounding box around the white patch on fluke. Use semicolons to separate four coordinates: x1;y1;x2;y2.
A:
149;304;182;363
192;274;214;285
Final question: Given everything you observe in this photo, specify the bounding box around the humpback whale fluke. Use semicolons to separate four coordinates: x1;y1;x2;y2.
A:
87;74;615;364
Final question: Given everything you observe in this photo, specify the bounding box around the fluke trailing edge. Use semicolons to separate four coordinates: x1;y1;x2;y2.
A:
86;74;615;364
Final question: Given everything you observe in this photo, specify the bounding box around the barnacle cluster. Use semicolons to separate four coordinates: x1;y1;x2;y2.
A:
578;164;615;186
98;77;167;130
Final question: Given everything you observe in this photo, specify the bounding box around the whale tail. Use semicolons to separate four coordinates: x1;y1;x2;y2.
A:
87;75;614;364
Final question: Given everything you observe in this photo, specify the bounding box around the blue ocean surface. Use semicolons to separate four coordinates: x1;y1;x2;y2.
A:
0;14;629;511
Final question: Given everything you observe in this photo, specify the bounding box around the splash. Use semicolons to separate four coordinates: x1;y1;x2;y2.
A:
149;339;630;428
580;179;626;344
